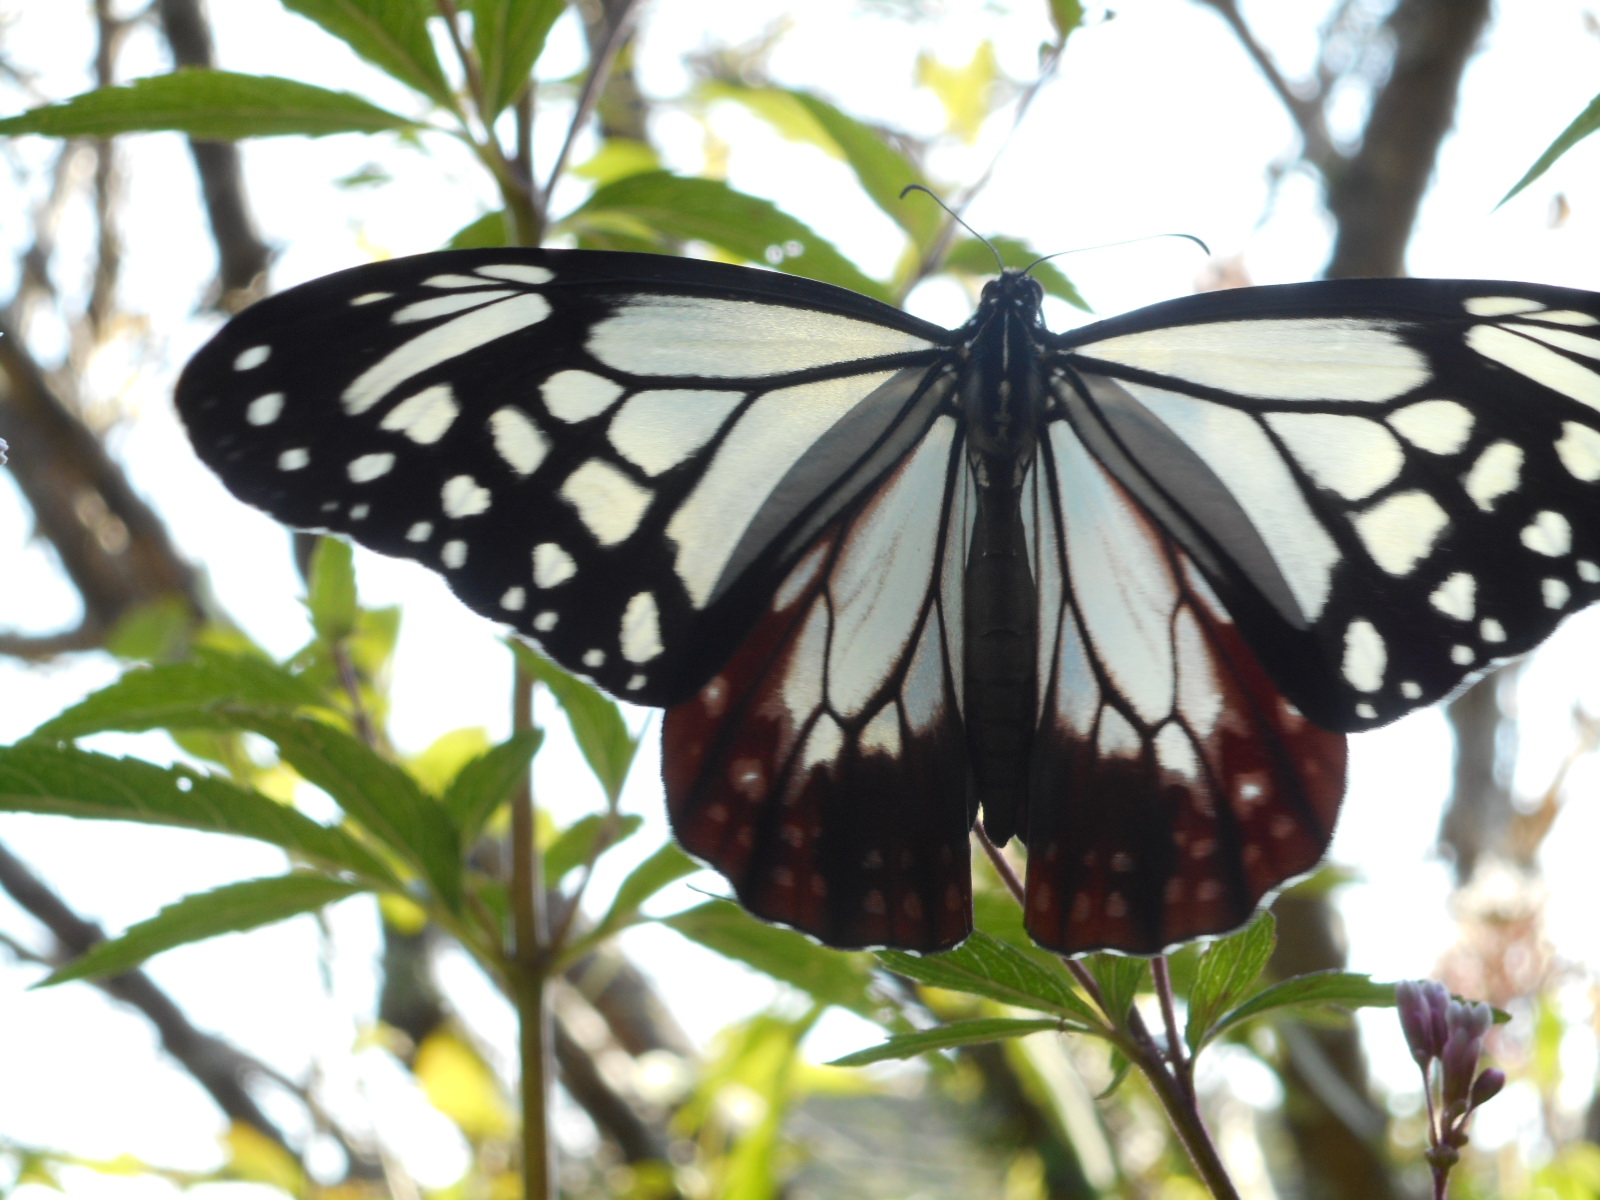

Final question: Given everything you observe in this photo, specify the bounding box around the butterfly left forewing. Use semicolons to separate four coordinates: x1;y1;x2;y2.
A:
663;414;974;951
177;249;951;706
1058;278;1600;733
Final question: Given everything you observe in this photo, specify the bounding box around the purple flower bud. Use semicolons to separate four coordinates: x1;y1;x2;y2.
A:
1440;1000;1492;1109
1396;980;1450;1064
1469;1067;1506;1110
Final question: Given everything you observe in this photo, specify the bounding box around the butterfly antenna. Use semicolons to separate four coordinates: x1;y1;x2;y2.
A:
1023;232;1212;276
900;184;1005;272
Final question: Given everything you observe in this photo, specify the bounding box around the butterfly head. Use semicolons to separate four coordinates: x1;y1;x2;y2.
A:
975;268;1048;328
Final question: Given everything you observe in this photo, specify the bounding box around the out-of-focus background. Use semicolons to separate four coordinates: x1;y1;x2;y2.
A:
2;1;1599;1197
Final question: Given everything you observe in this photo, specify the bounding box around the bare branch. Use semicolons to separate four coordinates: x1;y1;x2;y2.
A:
546;0;646;201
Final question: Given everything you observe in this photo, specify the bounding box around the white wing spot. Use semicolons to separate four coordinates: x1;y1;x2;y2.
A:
1342;619;1385;693
1480;618;1506;643
860;706;902;758
626;674;645;690
489;407;548;475
348;452;395;483
802;715;844;772
1356;702;1377;720
1462;440;1523;510
1353;490;1449;575
533;543;577;587
441;474;492;518
381;383;458;444
247;393;285;426
1082;318;1429;401
423;274;499;289
343;294;551;416
620;592;663;663
1451;644;1475;665
476;263;555;284
1505;322;1600;362
533;611;557;632
1467;325;1600;412
234;345;270;371
1534;310;1600;326
1555;422;1600;482
393;290;515;323
441;540;467;568
278;448;309;471
406;521;432;542
1464;296;1546;316
543;370;624;423
1264;412;1403;500
582;649;605;668
501;587;526;611
609;389;743;476
1388;399;1474;454
1580;560;1600;582
349;503;369;520
1544;577;1571;609
1154;725;1199;780
1401;680;1423;699
1429;572;1475;620
561;460;651;546
1522;510;1572;557
1097;709;1141;758
350;291;391;306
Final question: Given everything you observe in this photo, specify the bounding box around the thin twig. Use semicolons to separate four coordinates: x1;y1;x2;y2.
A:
1151;956;1195;1104
543;0;645;200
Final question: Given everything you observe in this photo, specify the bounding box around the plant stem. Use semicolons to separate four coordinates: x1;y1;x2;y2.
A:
509;660;553;1200
1151;956;1195;1103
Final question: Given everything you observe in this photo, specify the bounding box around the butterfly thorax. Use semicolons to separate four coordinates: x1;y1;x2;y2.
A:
959;270;1049;846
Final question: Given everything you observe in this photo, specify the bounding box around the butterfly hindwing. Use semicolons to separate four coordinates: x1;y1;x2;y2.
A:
1057;278;1600;733
176;249;951;707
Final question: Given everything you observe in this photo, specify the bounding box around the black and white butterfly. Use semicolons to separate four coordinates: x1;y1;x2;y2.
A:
177;248;1600;956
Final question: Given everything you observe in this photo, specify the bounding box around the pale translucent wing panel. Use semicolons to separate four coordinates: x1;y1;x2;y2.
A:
177;248;950;707
1056;279;1600;731
1023;424;1345;955
662;419;974;951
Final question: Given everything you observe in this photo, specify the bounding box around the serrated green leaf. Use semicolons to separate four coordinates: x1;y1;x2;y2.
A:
441;729;543;836
0;70;418;139
1501;92;1600;208
567;843;698;958
1086;954;1147;1024
43;874;369;986
544;811;642;883
664;900;878;1017
560;171;891;301
468;0;566;119
282;0;453;107
1208;971;1395;1043
306;537;358;644
238;714;461;906
943;235;1089;311
0;743;395;883
828;1017;1063;1067
878;932;1101;1026
509;642;637;802
448;210;513;249
1185;913;1277;1052
32;650;324;742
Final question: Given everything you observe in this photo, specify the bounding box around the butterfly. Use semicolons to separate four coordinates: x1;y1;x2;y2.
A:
176;248;1600;956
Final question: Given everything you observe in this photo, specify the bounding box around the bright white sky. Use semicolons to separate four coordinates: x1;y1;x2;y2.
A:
2;0;1600;1192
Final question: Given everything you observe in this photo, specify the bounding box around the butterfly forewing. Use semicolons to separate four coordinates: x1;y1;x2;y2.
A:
177;249;949;707
1058;278;1600;734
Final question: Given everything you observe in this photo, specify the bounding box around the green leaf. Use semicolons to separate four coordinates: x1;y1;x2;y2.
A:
31;649;325;741
828;1017;1063;1067
1501;92;1600;207
943;235;1089;311
544;812;643;883
568;842;698;956
306;537;358;644
570;138;662;186
104;596;196;662
1098;1047;1134;1099
281;0;453;107
1185;913;1277;1052
561;171;892;301
441;729;543;836
664;900;879;1017
877;932;1101;1027
1047;0;1086;43
0;743;395;883
0;70;418;140
509;642;637;803
1208;971;1395;1043
43;874;368;986
915;42;1001;144
239;714;462;906
448;210;513;249
1086;953;1147;1024
468;0;566;119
